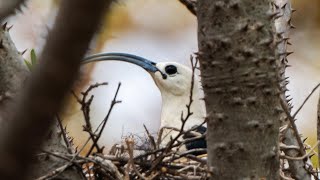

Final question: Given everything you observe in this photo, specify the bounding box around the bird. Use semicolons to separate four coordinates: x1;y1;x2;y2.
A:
82;52;207;150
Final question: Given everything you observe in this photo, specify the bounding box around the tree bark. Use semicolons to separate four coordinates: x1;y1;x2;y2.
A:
0;27;28;125
197;1;280;179
274;1;311;179
0;21;84;180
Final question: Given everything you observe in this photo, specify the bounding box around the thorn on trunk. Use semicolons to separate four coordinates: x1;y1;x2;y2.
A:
7;25;13;31
0;40;4;49
20;49;28;55
2;22;7;30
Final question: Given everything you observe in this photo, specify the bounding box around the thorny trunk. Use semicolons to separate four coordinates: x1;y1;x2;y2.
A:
275;1;312;179
197;1;281;179
0;24;83;179
0;27;28;125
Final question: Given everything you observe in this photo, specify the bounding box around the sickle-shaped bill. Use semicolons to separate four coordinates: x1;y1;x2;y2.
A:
82;52;167;79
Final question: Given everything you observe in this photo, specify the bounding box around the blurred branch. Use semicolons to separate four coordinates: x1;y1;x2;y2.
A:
318;91;320;168
0;0;113;179
178;0;196;16
0;0;26;20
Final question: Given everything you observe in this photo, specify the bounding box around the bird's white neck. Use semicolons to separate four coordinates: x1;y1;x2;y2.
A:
159;84;206;131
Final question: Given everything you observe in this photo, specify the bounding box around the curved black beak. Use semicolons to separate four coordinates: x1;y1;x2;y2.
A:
82;52;167;79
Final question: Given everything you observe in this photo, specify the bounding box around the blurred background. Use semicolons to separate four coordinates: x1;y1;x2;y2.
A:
6;0;320;164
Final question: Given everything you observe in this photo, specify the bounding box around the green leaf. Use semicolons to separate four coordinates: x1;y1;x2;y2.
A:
24;59;32;71
30;49;37;65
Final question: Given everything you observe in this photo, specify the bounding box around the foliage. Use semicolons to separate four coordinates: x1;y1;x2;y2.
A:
24;49;37;71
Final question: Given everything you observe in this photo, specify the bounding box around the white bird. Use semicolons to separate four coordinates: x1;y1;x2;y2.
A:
82;52;206;147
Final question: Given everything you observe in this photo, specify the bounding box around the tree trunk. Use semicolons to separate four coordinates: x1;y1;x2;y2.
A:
197;1;281;179
0;22;84;180
275;1;311;179
0;27;28;125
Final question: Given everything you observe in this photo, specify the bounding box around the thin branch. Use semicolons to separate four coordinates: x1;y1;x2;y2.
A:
134;133;206;161
86;83;122;156
71;90;82;104
36;164;70;180
318;90;320;168
164;148;207;163
126;137;147;180
292;83;320;119
279;143;300;151
280;98;305;155
281;141;319;161
280;170;295;180
184;154;207;165
37;121;105;180
75;82;108;151
40;150;72;162
56;114;73;154
143;124;157;150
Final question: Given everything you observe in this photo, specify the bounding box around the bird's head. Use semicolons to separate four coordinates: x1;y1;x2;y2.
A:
150;62;193;96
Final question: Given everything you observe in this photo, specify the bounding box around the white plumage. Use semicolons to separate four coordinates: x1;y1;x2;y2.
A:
150;62;206;145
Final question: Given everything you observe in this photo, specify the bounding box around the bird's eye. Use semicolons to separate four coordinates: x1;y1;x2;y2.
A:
165;65;177;75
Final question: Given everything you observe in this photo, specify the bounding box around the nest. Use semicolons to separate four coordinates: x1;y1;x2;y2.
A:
81;134;210;180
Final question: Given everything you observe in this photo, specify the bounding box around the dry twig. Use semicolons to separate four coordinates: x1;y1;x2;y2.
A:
293;83;320;119
72;82;109;152
280;141;319;161
86;83;122;156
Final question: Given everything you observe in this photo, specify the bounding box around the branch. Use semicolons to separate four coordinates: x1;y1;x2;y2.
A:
86;83;122;156
293;83;320;119
73;82;109;151
178;0;196;16
126;137;147;180
273;0;312;178
280;98;305;155
0;0;26;20
56;114;73;154
317;90;320;167
0;0;113;179
281;141;319;161
36;164;70;180
143;124;157;151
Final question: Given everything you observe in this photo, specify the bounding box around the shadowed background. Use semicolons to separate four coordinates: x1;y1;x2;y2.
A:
6;0;320;164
